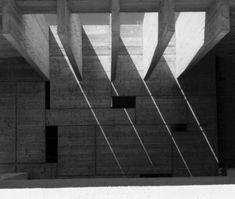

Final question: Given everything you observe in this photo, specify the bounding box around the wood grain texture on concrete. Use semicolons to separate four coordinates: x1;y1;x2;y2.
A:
0;0;234;13
144;0;175;80
0;91;16;164
57;0;83;81
111;0;120;81
0;10;221;178
0;56;47;177
2;0;50;80
58;126;95;177
0;16;20;58
16;82;45;163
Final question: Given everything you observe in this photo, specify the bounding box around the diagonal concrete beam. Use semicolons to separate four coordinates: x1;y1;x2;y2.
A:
176;0;230;77
2;0;50;80
111;0;120;81
144;0;175;80
57;0;83;81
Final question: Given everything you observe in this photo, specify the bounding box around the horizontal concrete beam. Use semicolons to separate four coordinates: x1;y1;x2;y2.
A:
2;0;50;80
176;0;230;77
46;109;135;126
0;0;235;13
57;0;83;81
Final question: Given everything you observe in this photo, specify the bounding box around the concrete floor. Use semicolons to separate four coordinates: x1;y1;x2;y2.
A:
0;177;235;188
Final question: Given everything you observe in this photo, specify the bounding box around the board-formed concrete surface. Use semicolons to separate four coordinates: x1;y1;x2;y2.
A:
0;15;219;178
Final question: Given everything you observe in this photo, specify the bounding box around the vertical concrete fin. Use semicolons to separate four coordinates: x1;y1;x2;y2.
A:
176;0;230;77
57;0;83;81
144;0;175;80
111;0;120;81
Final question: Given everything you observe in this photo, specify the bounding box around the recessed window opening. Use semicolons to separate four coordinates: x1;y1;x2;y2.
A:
140;173;172;177
111;96;136;108
171;124;187;132
46;126;58;163
45;81;50;109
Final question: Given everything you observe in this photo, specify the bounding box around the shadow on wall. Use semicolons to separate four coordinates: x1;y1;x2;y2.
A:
82;28;159;176
50;22;218;177
177;51;218;175
115;38;192;176
115;37;218;176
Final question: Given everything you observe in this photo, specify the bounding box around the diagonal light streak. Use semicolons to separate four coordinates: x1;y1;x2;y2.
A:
142;80;193;176
164;28;218;163
111;82;155;168
50;26;125;175
119;32;192;175
174;77;218;163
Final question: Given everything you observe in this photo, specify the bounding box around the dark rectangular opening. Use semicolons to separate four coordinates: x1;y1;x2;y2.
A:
45;81;50;109
140;174;172;177
112;96;136;108
171;124;187;132
46;126;58;163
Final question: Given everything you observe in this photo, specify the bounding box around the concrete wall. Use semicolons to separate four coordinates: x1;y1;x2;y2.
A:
214;12;235;171
177;50;218;176
0;58;56;179
216;56;235;169
49;20;174;177
0;16;218;178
